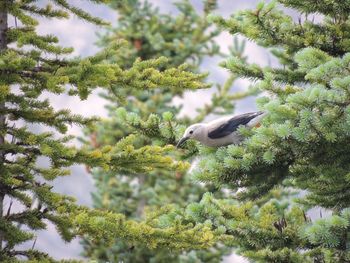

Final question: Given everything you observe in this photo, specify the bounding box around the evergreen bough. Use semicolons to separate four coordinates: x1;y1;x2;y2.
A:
81;0;254;262
184;1;350;262
0;0;218;261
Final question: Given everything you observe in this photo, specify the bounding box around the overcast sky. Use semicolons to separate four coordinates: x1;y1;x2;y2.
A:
10;0;280;261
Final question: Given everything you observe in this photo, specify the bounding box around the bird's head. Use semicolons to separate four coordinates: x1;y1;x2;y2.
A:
176;123;205;148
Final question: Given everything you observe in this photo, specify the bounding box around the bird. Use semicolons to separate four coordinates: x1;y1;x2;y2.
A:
176;111;265;148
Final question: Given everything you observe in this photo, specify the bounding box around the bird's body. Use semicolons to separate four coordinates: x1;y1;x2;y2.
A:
177;112;265;147
196;127;243;147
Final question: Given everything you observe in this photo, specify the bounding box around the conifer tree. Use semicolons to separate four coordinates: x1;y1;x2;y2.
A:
0;0;219;261
82;1;254;262
7;0;349;261
174;1;350;262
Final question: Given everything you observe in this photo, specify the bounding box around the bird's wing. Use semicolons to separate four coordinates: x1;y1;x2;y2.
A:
207;112;264;139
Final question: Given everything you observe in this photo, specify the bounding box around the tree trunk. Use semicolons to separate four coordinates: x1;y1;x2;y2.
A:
0;0;8;251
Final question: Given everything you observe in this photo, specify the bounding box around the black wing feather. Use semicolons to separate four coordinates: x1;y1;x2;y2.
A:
208;112;263;139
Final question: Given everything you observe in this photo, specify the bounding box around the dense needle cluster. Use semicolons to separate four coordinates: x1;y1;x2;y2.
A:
81;0;252;262
0;0;218;261
1;0;349;262
186;1;350;261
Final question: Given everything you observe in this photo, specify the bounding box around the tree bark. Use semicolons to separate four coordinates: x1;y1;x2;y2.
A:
0;0;8;251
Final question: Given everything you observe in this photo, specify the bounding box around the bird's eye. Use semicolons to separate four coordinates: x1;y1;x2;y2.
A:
189;130;193;134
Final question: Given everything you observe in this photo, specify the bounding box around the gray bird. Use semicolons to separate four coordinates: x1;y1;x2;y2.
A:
177;111;265;148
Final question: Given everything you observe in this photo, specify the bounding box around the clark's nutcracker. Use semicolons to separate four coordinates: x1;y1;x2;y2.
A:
177;111;265;147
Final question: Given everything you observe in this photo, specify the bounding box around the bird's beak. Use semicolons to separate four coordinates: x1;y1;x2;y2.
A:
176;137;189;148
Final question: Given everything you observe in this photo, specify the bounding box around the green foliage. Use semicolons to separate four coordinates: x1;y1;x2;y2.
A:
81;0;255;262
0;0;212;261
4;0;348;261
184;0;350;262
76;206;220;250
102;0;220;69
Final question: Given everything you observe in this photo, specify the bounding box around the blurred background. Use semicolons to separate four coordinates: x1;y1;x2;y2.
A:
9;0;281;261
